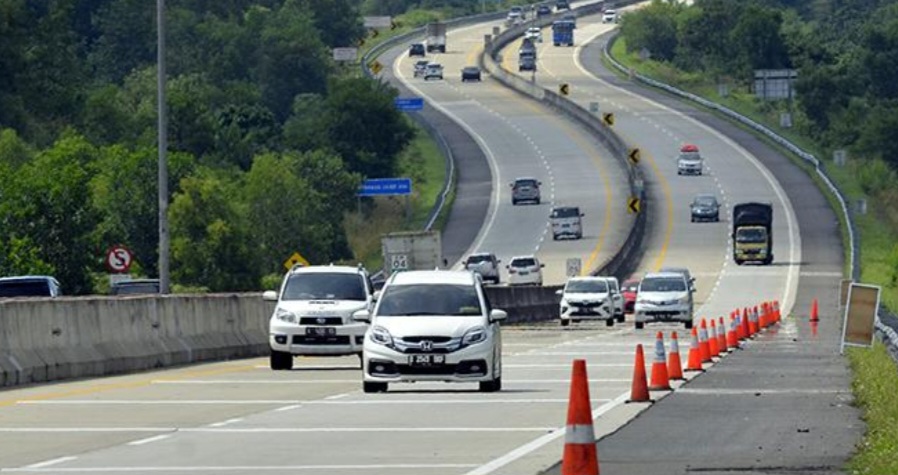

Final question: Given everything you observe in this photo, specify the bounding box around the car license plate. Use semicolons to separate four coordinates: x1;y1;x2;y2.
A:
305;327;336;336
408;354;445;366
518;270;529;275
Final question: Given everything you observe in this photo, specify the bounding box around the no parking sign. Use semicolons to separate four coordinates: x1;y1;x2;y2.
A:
105;245;133;274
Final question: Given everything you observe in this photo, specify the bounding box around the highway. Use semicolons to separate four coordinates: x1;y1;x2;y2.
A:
0;5;850;475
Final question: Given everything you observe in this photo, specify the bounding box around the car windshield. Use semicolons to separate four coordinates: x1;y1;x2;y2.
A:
641;278;686;292
552;207;580;218
679;151;701;161
0;280;52;297
511;258;536;268
466;255;492;265
566;280;608;293
281;273;366;301
515;179;537;188
694;197;717;207
736;227;768;243
377;284;482;316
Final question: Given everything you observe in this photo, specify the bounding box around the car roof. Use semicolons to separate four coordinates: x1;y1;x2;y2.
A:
290;265;365;275
0;275;58;283
680;143;699;152
694;193;717;200
566;276;606;283
643;272;687;280
659;267;691;274
553;205;579;211
389;270;475;286
469;252;494;257
509;255;538;262
514;176;539;182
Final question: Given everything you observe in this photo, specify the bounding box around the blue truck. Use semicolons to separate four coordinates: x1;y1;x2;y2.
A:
552;20;575;46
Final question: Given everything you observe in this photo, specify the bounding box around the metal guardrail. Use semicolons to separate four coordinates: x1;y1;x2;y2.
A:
480;1;647;280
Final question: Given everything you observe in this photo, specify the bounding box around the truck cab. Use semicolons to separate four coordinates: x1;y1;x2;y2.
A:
518;38;537;71
552;20;575;46
732;202;773;265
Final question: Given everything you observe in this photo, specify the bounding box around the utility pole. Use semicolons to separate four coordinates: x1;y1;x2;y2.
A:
157;0;170;294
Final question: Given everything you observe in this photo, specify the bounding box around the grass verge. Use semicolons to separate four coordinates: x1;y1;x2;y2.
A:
608;34;898;472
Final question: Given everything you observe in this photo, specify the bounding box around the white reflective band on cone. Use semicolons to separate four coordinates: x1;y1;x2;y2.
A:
565;424;596;444
670;337;679;353
654;339;666;361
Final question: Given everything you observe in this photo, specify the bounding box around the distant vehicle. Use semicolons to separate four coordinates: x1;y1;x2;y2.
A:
381;230;443;279
409;43;426;57
536;4;552;17
602;9;618;23
518;38;537;71
550;205;584;240
461;66;482;82
507;256;544;286
552;19;575;46
413;59;429;77
556;0;571;11
601;276;625;322
425;22;447;53
677;143;703;175
690;194;720;222
634;272;694;330
621;279;639;314
525;27;543;43
354;270;507;393
556;277;614;327
510;5;526;19
464;252;501;284
506;10;524;27
111;279;160;295
0;275;62;298
733;202;774;265
262;264;375;370
659;267;696;293
424;62;444;80
511;177;541;205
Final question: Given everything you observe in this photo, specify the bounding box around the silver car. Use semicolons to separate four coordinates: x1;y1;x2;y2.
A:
511;177;541;205
677;144;703;175
464;252;501;284
634;272;694;329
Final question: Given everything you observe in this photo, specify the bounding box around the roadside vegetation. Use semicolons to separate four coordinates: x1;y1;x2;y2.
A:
613;0;898;471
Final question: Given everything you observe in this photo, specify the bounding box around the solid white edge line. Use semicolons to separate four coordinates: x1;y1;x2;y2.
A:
18;398;612;405
3;463;481;472
127;434;171;446
22;457;78;469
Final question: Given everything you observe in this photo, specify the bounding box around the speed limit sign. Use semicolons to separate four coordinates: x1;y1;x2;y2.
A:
105;245;133;274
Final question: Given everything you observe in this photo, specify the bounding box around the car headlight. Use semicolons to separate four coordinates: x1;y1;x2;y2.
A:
679;296;691;305
636;298;651;305
462;326;487;347
370;326;393;347
275;308;297;323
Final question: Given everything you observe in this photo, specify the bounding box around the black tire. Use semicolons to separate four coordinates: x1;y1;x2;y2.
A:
552;234;559;241
535;198;541;205
270;350;293;370
762;256;773;265
576;232;583;240
363;381;388;393
691;216;696;223
512;199;518;205
735;259;744;266
560;319;570;327
479;377;501;392
635;321;644;330
605;318;614;327
616;314;625;323
685;320;694;329
357;353;364;368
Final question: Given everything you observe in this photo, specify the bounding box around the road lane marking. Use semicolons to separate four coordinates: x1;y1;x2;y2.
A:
462;391;631;475
207;418;242;428
18;398;612;405
22;457;77;469
126;434;172;446
1;463;481;472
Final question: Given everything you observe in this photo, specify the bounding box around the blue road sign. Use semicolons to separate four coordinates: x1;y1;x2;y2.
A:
394;97;424;111
359;178;412;196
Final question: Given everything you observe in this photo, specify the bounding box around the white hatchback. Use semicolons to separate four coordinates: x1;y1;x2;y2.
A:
354;270;507;393
557;277;614;327
506;255;544;286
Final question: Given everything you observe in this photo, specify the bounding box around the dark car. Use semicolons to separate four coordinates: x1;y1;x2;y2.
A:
621;279;639;314
511;177;541;205
461;66;482;82
690;194;720;222
536;4;552;17
0;275;62;297
111;279;161;295
556;0;571;10
409;43;426;57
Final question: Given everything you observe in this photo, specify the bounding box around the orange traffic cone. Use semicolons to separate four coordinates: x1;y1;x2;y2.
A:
708;319;720;358
627;344;652;403
726;315;739;350
759;303;769;328
648;332;671;391
810;298;819;322
698;319;712;363
685;327;704;372
717;317;728;354
667;331;685;381
748;307;759;336
561;359;599;475
740;308;750;340
774;300;781;323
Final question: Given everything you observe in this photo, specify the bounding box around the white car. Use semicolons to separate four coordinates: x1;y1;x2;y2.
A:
525;27;542;43
424;63;444;80
263;265;375;370
506;255;544;286
633;272;694;330
599;276;626;323
557;277;614;327
354;270;507;393
677;144;703;175
602;9;618;23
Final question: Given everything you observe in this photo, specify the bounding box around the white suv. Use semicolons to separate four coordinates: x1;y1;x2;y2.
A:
506;255;544;286
263;265;375;370
354;270;507;393
600;276;626;323
557;277;614;327
633;272;694;330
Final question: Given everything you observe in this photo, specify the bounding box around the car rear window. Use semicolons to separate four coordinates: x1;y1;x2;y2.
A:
466;255;492;264
514;179;538;188
282;273;366;301
0;280;52;297
511;258;536;267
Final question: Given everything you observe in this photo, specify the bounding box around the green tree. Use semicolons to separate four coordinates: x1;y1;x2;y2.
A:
729;5;791;77
620;0;679;61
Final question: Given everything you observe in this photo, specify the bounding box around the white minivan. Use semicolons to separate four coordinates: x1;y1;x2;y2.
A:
633;272;694;329
354;270;507;393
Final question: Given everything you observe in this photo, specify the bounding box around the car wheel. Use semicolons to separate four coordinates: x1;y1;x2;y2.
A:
363;381;388;393
357;353;364;368
735;259;744;266
606;318;614;327
635;321;644;330
269;350;293;370
535;198;541;205
552;234;559;241
479;377;501;392
512;199;518;205
762;256;773;265
691;216;696;223
684;320;694;329
616;314;625;323
560;319;570;327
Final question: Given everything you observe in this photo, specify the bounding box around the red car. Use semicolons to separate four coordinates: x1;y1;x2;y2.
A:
621;279;639;314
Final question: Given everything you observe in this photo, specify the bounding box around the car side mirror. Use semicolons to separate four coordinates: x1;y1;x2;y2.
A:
555;289;563;296
352;309;371;323
540;264;545;268
262;290;278;302
580;213;585;217
489;309;508;322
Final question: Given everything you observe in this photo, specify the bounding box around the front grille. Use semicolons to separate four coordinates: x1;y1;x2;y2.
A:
299;317;343;325
292;335;350;345
401;336;452;343
569;301;601;308
397;364;458;376
645;311;682;317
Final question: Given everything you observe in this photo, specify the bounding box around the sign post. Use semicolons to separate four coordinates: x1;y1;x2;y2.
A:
566;258;582;277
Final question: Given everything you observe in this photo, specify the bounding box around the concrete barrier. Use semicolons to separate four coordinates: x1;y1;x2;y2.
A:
486;286;563;323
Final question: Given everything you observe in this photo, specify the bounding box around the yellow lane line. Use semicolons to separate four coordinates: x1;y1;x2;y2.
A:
0;362;259;408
